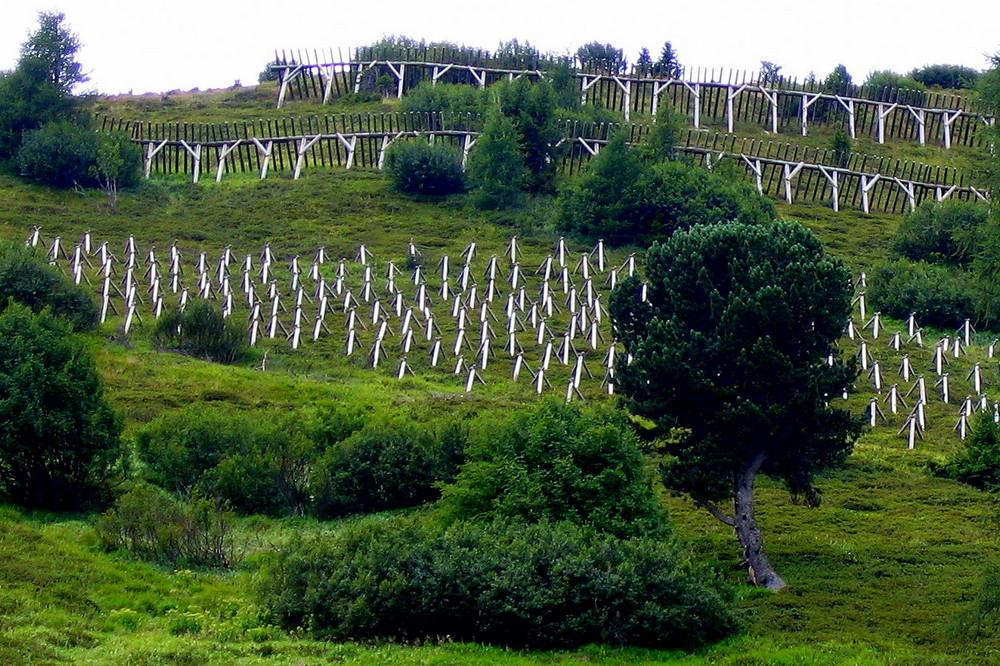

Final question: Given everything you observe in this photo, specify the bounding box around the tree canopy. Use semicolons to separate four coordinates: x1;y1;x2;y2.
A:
610;220;861;589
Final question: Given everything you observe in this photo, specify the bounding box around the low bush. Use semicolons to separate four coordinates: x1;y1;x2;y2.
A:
17;119;98;188
257;518;738;649
892;200;989;266
933;414;1000;492
153;299;248;363
135;406;313;516
909;64;980;90
398;82;486;120
439;401;667;538
559;153;776;245
868;259;975;329
95;483;237;567
0;242;97;330
382;139;466;195
311;416;466;518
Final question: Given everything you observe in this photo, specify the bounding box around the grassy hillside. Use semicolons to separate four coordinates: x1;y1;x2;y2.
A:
3;83;1000;665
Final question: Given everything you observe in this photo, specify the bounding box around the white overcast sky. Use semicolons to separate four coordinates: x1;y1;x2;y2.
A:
0;0;998;95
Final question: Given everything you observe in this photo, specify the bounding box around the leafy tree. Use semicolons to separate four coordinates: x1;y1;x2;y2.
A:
494;76;560;193
909;64;980;90
0;303;122;510
609;221;861;589
636;47;653;75
439;401;668;538
758;61;782;87
91;132;142;212
576;42;626;73
642;106;682;163
467;109;529;209
655;42;683;78
18;12;86;94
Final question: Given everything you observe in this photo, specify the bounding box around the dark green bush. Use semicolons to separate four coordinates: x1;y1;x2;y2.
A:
892;200;989;266
382;139;466;195
559;155;776;246
135;406;313;516
467;110;529;210
910;64;980;90
95;483;237;567
17;119;99;188
933;414;1000;492
311;416;466;518
869;259;975;329
495;77;561;193
0;303;122;510
0;242;97;330
153;299;248;363
440;401;667;538
257;518;738;649
398;82;486;120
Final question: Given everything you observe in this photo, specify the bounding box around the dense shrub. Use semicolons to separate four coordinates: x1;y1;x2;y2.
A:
153;299;248;363
311;416;466;518
135;406;312;516
0;242;97;330
257;518;738;649
0;303;122;510
17;119;99;188
892;200;989;266
863;70;926;104
831;129;852;167
934;415;1000;492
467;110;529;210
869;260;975;329
382;140;466;195
398;82;486;120
910;64;980;90
440;401;667;538
494;77;561;193
95;483;237;567
559;155;776;245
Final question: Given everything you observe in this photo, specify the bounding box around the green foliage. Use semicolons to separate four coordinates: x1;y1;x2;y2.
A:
257;517;738;649
91;131;143;209
18;12;86;94
610;220;859;510
909;64;981;90
642;107;682;163
863;70;927;104
934;414;1000;492
759;61;782;86
831;129;852;167
892;200;989;266
258;59;283;83
0;13;87;158
0;242;97;330
17;119;99;188
153;299;249;364
655;42;683;78
134;406;312;516
869;259;976;329
558;149;776;245
95;483;237;567
978;54;1000;114
382;139;466;196
576;42;626;73
0;303;122;510
311;415;466;518
397;82;486;119
494;77;561;193
439;401;667;538
467;110;529;210
824;64;853;94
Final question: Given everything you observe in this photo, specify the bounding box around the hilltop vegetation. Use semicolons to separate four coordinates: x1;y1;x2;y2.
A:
5;18;1000;665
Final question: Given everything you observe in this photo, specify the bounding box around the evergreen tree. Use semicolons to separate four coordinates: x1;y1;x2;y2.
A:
609;221;861;589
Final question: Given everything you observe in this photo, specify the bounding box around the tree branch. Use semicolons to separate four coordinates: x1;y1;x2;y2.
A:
697;499;735;526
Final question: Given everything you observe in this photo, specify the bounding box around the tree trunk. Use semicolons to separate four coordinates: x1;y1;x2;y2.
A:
733;451;787;590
